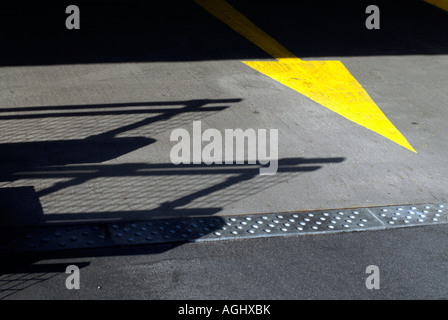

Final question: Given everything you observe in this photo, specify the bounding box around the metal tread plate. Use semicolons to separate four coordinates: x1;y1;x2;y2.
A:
1;203;447;253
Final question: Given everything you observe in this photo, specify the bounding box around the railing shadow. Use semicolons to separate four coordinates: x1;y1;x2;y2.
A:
0;262;90;299
0;98;239;226
0;157;345;300
0;96;346;299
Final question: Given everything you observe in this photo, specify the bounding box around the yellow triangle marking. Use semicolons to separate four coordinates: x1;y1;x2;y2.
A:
195;0;417;153
243;59;416;152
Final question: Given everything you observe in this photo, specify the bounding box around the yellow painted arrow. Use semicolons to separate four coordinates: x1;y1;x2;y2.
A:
195;0;416;153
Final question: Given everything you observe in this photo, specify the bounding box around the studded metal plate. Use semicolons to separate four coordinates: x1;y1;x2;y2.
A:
198;208;383;241
368;203;448;227
0;224;110;253
0;203;447;253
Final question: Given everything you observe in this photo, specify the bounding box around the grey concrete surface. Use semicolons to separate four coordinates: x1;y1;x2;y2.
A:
0;0;447;300
1;1;447;225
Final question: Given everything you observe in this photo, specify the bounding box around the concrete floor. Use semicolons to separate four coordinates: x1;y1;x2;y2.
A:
0;0;447;300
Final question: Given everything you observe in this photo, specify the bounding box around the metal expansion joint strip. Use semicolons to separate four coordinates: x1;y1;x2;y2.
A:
0;203;447;253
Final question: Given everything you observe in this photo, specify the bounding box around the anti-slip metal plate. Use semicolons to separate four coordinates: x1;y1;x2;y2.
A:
368;203;448;227
0;224;110;253
1;203;447;253
197;208;383;241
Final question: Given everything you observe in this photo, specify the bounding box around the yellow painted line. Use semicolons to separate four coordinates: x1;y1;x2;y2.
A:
424;0;448;11
195;0;296;59
195;0;417;153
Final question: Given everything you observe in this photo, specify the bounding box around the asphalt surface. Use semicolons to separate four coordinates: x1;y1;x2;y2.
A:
2;224;448;300
0;0;447;300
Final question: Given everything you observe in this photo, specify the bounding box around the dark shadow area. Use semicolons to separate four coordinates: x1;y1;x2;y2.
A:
1;0;447;66
0;187;44;227
0;138;155;174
